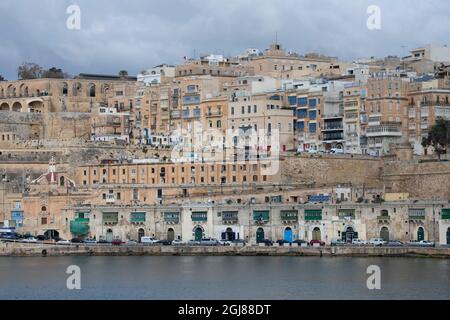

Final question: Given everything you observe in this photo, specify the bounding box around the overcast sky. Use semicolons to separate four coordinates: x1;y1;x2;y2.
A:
0;0;449;79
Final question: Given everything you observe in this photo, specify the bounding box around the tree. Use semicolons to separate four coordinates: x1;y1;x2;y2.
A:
118;70;128;79
0;75;5;81
17;62;43;80
41;67;65;79
422;119;450;159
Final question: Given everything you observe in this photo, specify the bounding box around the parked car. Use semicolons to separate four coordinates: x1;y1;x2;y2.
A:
232;239;247;246
36;235;47;241
413;240;435;247
71;238;84;244
370;238;387;246
57;239;71;245
330;148;344;155
292;239;308;246
84;238;97;245
156;240;172;246
387;240;404;247
200;238;220;246
98;240;109;244
112;239;123;246
352;239;367;246
21;237;38;243
126;240;138;246
187;240;201;246
308;149;318;154
259;239;274;246
172;239;187;246
309;240;326;247
219;240;232;246
0;233;20;240
141;237;159;245
331;239;346;246
276;240;291;246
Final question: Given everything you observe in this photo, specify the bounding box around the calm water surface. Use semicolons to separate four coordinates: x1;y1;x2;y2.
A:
0;256;448;300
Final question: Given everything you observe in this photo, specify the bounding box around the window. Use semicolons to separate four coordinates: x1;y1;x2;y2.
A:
41;217;48;225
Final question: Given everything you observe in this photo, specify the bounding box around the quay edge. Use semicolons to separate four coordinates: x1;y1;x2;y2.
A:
1;243;449;259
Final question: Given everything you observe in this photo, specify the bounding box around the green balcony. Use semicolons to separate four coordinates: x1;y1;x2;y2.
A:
441;209;450;220
164;212;180;224
280;210;298;222
103;212;119;225
192;211;208;222
338;209;355;219
130;212;146;223
253;210;270;223
305;210;322;221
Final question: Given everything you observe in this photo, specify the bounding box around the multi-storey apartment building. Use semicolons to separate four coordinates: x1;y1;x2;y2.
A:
343;82;367;154
247;43;344;80
407;76;450;154
228;91;295;155
365;75;410;156
292;88;324;152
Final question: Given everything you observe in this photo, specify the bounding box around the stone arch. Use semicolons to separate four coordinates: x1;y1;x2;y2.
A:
7;84;15;97
19;84;25;96
28;100;44;113
0;102;10;111
73;82;82;96
88;83;96;97
102;84;110;95
12;102;22;112
0;87;4;98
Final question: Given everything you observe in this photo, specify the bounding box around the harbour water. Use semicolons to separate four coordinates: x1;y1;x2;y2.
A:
0;256;448;300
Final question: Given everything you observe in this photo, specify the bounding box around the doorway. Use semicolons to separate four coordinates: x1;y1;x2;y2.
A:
380;227;389;242
417;227;425;242
256;228;265;243
167;228;175;242
284;227;293;243
194;227;203;241
312;227;321;241
106;229;113;243
138;228;145;242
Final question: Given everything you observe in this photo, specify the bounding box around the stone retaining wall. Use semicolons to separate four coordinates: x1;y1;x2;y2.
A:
1;243;448;258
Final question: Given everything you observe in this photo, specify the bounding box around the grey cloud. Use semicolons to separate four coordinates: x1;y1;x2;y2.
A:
0;0;449;79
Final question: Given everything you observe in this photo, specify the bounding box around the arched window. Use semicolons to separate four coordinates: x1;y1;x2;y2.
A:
88;84;96;97
62;83;68;95
60;176;65;186
217;120;222;128
41;206;47;212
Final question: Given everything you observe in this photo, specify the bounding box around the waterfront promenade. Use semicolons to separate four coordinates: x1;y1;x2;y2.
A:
1;242;449;258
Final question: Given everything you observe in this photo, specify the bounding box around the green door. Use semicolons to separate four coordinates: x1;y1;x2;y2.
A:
417;227;425;241
195;227;203;241
256;228;265;243
380;227;389;242
447;228;450;245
